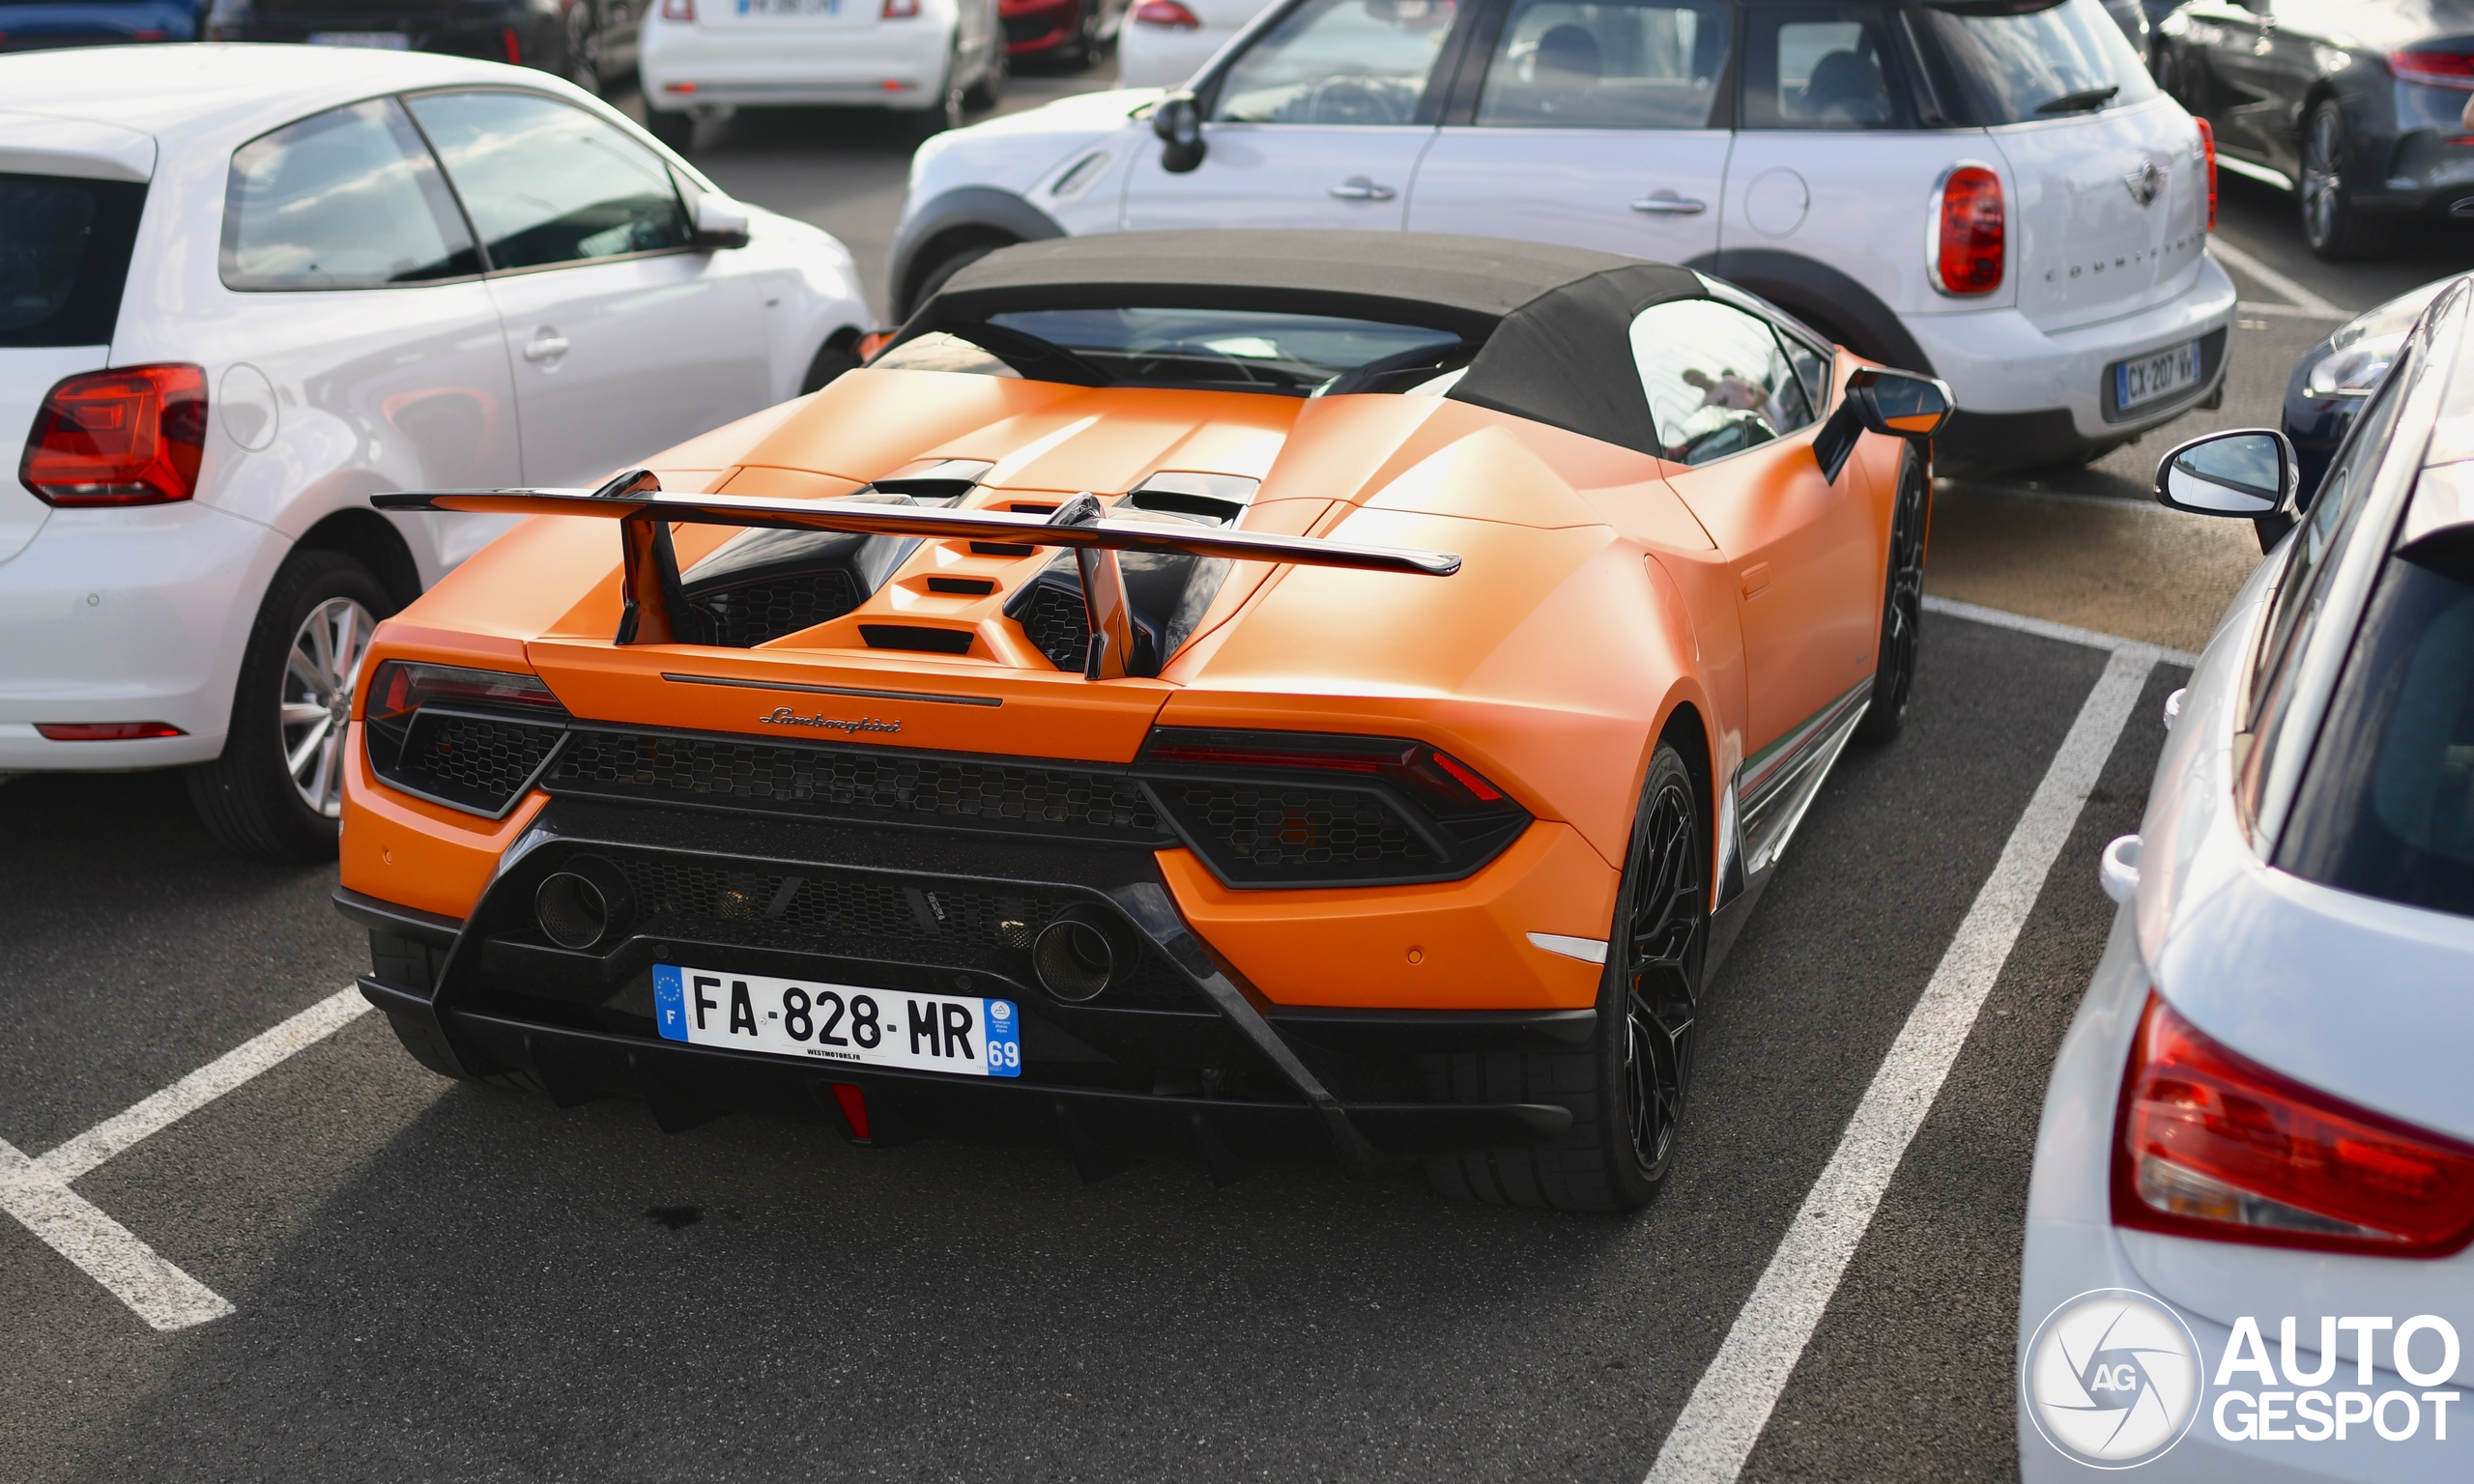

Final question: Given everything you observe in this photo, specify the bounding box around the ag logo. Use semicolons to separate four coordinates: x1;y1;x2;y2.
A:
2023;1289;2203;1469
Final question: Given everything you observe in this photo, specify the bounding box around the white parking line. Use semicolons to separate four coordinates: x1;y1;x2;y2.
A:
1644;617;2169;1484
2206;238;2347;319
1922;594;2200;669
0;985;370;1330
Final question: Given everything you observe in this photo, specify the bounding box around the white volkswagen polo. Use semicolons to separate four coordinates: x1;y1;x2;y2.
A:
890;0;2237;475
2017;279;2474;1480
1;44;870;859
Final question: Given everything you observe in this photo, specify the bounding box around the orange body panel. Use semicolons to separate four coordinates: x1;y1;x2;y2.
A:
1161;822;1616;1010
341;362;1905;983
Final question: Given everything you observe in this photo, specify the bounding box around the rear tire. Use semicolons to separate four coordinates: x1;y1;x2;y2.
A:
965;36;1010;107
801;334;864;393
906;238;1006;316
1854;443;1928;745
2300;100;2395;261
187;548;391;862
1420;744;1706;1212
910;44;966;141
645;106;696;155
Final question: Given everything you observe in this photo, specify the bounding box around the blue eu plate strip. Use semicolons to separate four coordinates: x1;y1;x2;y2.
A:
652;963;688;1042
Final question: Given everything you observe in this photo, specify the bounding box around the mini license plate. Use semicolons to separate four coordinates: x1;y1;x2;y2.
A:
653;964;1021;1077
2114;339;2201;411
308;31;412;47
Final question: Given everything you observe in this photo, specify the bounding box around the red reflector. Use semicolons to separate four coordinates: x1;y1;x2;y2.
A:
131;27;167;40
2113;992;2474;1256
37;722;186;741
831;1083;872;1140
1430;751;1504;802
2390;49;2474;88
855;329;895;361
502;26;522;64
2194;117;2217;232
1132;0;1200;25
18;363;207;507
1935;165;2004;296
663;81;697;93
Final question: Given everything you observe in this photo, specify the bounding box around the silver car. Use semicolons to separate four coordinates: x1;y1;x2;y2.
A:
2016;277;2474;1478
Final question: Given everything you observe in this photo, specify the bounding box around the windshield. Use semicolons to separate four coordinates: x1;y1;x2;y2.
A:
877;308;1466;394
2278;536;2474;918
1917;0;2157;125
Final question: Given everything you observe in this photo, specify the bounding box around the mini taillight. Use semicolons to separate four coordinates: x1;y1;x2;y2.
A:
1133;0;1200;25
1935;166;2003;296
882;0;919;16
2390;49;2474;89
501;26;521;63
19;364;208;507
2194;117;2217;232
36;721;185;741
2114;993;2474;1256
660;0;695;18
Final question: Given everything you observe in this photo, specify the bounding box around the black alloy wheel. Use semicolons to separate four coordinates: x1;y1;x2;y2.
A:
1855;443;1928;744
1417;743;1707;1211
2300;99;2394;261
562;2;602;96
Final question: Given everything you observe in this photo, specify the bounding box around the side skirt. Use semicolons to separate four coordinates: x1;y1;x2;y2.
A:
1713;680;1872;915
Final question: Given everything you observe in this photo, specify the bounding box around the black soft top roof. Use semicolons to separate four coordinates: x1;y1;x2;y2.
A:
906;230;1706;458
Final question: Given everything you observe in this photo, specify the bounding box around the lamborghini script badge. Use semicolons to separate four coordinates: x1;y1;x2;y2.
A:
761;707;902;735
2123;159;2165;208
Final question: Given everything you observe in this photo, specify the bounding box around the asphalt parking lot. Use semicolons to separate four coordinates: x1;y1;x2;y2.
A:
3;54;2469;1484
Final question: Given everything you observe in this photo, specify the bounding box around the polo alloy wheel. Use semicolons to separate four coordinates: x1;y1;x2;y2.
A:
281;595;374;818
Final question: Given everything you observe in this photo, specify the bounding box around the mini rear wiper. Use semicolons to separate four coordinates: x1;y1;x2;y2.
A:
2036;85;2118;115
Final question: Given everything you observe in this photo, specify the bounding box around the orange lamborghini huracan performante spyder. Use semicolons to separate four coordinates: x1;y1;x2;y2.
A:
333;232;1950;1212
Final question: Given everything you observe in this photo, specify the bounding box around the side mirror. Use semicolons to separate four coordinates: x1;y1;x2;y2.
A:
692;195;752;250
2154;429;2294;516
1153;91;1205;174
1812;366;1955;483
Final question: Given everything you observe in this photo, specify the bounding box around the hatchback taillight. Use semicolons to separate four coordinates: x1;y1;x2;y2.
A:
882;0;919;16
660;0;694;18
1133;0;1200;25
1934;165;2003;296
2114;993;2474;1257
2389;49;2474;88
19;364;208;506
2195;117;2217;232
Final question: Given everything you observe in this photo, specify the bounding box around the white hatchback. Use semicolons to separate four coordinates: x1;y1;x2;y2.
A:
0;44;870;858
2017;282;2474;1480
891;0;2237;474
638;0;1009;151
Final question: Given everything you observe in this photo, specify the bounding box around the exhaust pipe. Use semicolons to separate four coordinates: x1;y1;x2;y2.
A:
534;856;635;952
1032;910;1122;1002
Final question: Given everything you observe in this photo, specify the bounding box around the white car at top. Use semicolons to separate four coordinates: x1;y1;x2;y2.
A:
890;0;2237;475
0;44;869;859
637;0;1009;152
2017;281;2474;1480
1117;0;1276;87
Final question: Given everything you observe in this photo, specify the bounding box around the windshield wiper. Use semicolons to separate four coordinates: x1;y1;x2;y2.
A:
2035;85;2118;115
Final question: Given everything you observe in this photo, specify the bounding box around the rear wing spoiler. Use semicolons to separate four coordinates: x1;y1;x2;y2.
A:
372;470;1458;677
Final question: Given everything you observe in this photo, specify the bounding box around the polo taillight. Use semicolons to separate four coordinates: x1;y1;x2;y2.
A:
1934;165;2004;296
2195;117;2217;231
18;364;208;507
2113;993;2474;1257
882;0;919;16
2389;49;2474;89
1133;0;1200;25
660;0;694;18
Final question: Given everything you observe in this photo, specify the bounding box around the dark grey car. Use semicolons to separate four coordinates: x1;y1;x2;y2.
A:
2157;0;2474;258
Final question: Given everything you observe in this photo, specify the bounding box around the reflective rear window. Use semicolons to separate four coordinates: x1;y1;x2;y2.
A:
222;99;478;289
1915;0;2156;125
2279;547;2474;918
878;308;1464;394
0;172;146;347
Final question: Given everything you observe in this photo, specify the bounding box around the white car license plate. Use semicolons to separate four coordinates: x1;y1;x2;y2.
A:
653;964;1021;1077
738;0;841;14
308;31;412;47
2114;340;2201;411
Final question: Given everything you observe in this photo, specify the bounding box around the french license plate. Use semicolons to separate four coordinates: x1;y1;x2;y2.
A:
736;0;840;14
653;964;1021;1077
308;31;412;47
2114;340;2201;411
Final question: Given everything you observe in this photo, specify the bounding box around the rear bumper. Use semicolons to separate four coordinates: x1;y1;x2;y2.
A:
1910;255;2237;474
206;10;556;61
639;12;950;109
335;797;1588;1175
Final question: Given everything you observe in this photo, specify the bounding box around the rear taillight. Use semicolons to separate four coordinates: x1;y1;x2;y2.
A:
501;26;521;63
19;364;208;507
362;660;571;818
2195;117;2217;232
36;721;185;741
363;660;566;729
1133;0;1200;25
882;0;919;16
2114;993;2474;1257
1934;165;2003;296
660;0;694;18
2389;49;2474;88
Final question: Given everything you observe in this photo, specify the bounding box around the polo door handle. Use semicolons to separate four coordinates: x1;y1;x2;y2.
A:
523;331;570;362
1329;177;1398;201
1630;192;1708;214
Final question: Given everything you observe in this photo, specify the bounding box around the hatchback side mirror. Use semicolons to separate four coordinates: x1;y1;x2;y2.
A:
2156;428;2298;549
1813;366;1955;483
1153;91;1205;173
692;195;752;249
